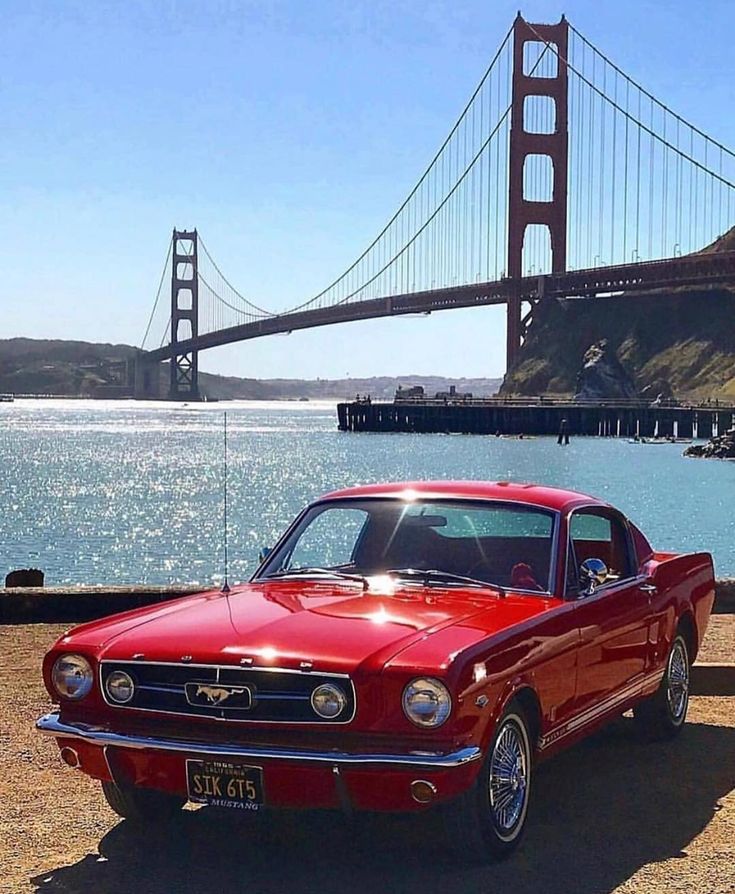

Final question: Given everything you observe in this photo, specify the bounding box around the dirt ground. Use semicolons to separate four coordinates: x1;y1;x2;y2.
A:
1;619;733;894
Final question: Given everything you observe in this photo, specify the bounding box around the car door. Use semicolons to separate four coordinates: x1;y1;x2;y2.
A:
566;508;652;722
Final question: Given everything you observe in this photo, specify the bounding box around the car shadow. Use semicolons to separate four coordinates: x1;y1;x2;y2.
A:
30;718;735;894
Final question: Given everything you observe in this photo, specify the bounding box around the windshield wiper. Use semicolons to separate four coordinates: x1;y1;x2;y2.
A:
264;567;368;588
386;568;505;596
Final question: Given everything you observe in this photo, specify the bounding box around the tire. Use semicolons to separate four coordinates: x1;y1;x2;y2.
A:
443;702;533;862
633;632;690;740
102;779;185;824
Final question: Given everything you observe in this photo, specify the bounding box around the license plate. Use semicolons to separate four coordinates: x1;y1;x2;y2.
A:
186;759;264;811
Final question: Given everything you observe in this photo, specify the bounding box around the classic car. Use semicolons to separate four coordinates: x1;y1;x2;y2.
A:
37;481;715;860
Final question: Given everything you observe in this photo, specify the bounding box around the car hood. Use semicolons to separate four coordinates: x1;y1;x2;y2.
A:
88;579;554;675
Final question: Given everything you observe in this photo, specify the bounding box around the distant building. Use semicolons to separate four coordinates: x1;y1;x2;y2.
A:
394;385;425;402
434;385;473;401
394;384;474;403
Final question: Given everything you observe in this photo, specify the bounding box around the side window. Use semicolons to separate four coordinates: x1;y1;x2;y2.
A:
286;508;368;570
568;510;636;590
570;513;611;543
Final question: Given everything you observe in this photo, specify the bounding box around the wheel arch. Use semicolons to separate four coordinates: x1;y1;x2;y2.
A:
484;684;543;754
677;610;698;662
512;686;543;752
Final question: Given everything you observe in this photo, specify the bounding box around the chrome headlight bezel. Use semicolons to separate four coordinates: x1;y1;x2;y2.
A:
105;670;135;704
311;682;347;719
402;677;452;728
51;653;94;701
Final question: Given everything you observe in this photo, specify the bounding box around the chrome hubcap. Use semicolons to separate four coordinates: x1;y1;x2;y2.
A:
667;639;689;722
489;720;528;833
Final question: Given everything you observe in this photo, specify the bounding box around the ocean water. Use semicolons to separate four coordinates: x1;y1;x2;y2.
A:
1;398;733;585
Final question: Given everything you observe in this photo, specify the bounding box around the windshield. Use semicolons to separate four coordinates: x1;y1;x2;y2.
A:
255;498;556;593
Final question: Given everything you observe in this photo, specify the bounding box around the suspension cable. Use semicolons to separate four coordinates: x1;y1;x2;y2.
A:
569;23;735;163
140;238;172;349
197;235;274;317
198;270;265;318
527;22;735;191
280;24;515;315
322;44;552;307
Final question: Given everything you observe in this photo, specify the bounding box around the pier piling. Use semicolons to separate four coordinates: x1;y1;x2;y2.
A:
337;399;733;438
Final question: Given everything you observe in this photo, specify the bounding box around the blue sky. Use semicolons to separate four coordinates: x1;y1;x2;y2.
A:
2;0;734;380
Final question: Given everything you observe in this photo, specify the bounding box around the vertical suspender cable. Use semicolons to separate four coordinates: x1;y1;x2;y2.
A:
599;60;606;264
610;71;617;264
649;97;655;259
623;80;629;261
635;89;641;258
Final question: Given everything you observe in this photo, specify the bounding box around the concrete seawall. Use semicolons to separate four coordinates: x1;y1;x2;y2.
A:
2;580;733;624
0;585;203;624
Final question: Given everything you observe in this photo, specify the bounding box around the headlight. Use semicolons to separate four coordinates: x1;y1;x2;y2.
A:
311;683;347;719
51;654;93;701
402;677;452;728
105;670;135;704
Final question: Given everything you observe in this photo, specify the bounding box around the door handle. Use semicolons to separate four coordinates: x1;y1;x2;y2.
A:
639;583;657;594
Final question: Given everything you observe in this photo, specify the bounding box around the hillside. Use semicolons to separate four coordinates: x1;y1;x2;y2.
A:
501;287;735;399
0;339;501;400
0;338;138;396
204;373;501;401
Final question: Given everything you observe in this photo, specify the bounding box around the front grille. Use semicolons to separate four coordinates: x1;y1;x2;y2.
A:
99;661;356;724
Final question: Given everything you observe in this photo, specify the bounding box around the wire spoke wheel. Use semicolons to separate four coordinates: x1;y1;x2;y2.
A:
488;718;529;837
667;638;689;722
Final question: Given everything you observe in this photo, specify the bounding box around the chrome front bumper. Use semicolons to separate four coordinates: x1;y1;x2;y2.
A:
36;712;482;769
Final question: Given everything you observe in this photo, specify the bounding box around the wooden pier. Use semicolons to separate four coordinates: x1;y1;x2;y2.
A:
337;398;735;438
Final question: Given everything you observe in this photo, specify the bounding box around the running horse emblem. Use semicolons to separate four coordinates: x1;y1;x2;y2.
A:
194;685;246;705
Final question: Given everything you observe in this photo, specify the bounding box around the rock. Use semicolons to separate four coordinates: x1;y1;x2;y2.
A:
5;568;44;588
685;426;735;459
639;379;675;403
573;340;638;401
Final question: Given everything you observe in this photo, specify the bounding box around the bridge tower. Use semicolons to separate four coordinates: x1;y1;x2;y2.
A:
170;229;200;400
507;14;568;370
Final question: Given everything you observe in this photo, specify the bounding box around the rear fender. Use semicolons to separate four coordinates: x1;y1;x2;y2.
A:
646;552;715;661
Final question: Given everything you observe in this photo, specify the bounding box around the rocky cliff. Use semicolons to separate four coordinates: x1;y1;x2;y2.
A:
573;339;638;401
501;287;735;399
503;227;735;399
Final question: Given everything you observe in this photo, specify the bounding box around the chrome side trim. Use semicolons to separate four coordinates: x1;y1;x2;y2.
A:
36;713;482;769
538;667;665;750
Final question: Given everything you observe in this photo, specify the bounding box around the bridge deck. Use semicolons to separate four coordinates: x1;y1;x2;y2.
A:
145;251;735;363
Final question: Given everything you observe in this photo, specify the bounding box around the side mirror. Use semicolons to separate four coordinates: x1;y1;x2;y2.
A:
579;557;608;596
258;546;272;564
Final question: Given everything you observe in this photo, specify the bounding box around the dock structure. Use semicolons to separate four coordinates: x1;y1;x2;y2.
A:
337;399;735;439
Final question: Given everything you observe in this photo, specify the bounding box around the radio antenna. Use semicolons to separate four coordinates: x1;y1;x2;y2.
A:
221;411;231;594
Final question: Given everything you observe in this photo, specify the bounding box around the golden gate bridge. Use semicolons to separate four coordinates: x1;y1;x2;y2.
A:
137;14;735;400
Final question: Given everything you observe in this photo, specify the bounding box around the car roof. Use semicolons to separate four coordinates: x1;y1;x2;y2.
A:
318;480;607;513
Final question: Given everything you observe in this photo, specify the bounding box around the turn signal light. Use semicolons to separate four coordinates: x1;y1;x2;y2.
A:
410;779;437;804
60;746;80;768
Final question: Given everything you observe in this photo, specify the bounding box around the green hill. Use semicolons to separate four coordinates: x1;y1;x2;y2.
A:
0;338;501;400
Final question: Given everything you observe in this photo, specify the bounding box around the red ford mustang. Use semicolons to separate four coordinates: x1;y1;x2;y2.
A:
37;481;715;860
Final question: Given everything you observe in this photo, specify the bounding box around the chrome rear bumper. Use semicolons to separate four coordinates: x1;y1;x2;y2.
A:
36;712;482;768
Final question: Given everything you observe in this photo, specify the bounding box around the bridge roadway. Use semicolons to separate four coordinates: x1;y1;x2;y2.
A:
145;250;735;363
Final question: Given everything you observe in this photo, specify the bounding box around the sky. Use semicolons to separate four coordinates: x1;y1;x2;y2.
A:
2;0;734;380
